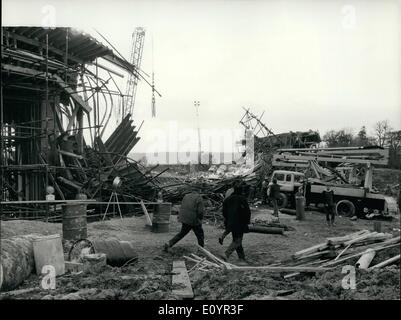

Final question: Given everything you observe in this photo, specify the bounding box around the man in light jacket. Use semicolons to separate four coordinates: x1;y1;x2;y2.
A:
269;178;281;217
164;191;205;252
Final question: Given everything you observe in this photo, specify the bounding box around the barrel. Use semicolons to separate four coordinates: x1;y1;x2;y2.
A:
91;239;138;267
62;204;87;241
152;203;172;233
295;196;305;220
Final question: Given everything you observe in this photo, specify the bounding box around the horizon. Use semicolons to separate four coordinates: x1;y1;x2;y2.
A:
3;0;401;154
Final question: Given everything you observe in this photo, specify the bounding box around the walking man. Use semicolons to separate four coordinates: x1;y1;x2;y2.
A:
164;191;205;252
222;184;251;261
269;178;281;217
322;185;335;227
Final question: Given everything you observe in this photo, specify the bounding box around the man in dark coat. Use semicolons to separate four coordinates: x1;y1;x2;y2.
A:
261;179;268;205
164;192;205;251
322;185;335;227
269;178;281;217
222;185;251;261
219;180;242;245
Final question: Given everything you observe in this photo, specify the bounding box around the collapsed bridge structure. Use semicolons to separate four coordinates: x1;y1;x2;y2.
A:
0;27;159;218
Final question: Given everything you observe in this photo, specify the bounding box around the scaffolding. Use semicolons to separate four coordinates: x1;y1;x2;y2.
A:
0;27;147;206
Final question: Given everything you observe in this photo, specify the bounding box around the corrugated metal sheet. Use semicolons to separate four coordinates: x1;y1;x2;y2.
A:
3;27;113;65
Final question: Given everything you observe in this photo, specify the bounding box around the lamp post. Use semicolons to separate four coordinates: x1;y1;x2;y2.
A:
194;101;201;166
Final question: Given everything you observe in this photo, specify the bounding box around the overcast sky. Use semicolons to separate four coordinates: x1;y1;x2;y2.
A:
3;0;401;154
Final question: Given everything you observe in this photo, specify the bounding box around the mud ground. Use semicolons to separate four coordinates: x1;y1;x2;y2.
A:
1;207;400;300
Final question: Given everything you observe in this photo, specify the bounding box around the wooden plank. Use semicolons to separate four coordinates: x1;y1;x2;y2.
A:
190;254;221;268
188;258;207;273
322;243;400;267
294;250;330;262
369;254;401;270
0;287;39;297
228;266;331;273
334;243;352;261
343;232;378;246
196;245;235;269
326;230;370;245
292;243;328;259
172;261;194;299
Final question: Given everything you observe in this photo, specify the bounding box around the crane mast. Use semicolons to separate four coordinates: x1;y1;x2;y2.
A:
121;27;145;120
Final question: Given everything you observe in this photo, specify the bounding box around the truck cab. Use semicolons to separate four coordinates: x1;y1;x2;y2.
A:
269;170;305;192
267;170;305;208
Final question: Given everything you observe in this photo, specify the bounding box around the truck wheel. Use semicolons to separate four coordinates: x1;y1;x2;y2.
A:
336;200;355;217
277;193;288;209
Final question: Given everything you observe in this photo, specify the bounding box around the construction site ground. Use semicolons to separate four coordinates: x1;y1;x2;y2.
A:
1;207;400;300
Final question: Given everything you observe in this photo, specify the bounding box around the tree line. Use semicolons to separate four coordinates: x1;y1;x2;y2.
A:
323;120;401;169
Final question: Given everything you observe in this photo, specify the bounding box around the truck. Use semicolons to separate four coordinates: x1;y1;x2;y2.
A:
266;146;398;217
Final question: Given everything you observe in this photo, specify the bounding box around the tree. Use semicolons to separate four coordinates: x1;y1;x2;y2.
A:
387;130;401;150
374;120;392;147
323;130;339;147
387;130;401;169
356;126;369;146
323;129;354;147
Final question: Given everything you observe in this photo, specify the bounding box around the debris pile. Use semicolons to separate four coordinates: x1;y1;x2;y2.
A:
277;230;400;278
157;161;262;224
54;114;158;203
183;254;223;273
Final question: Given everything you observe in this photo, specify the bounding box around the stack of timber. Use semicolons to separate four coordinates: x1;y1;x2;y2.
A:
183;254;223;273
280;230;400;278
193;246;330;273
188;232;399;277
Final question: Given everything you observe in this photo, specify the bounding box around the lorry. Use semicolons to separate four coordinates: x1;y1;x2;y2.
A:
266;146;398;217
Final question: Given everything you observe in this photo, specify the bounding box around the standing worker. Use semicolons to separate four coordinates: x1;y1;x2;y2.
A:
269;179;281;218
221;184;251;261
163;191;205;252
322;185;335;227
261;179;268;205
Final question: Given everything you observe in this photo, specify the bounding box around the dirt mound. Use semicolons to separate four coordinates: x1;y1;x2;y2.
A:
1;257;176;300
190;264;400;300
0;220;61;239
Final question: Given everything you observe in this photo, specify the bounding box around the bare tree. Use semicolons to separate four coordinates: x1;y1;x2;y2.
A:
387;130;401;150
323;128;355;147
374;120;392;147
387;130;401;169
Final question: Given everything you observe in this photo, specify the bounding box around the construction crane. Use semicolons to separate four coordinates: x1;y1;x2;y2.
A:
151;72;156;117
151;36;156;117
120;27;146;120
